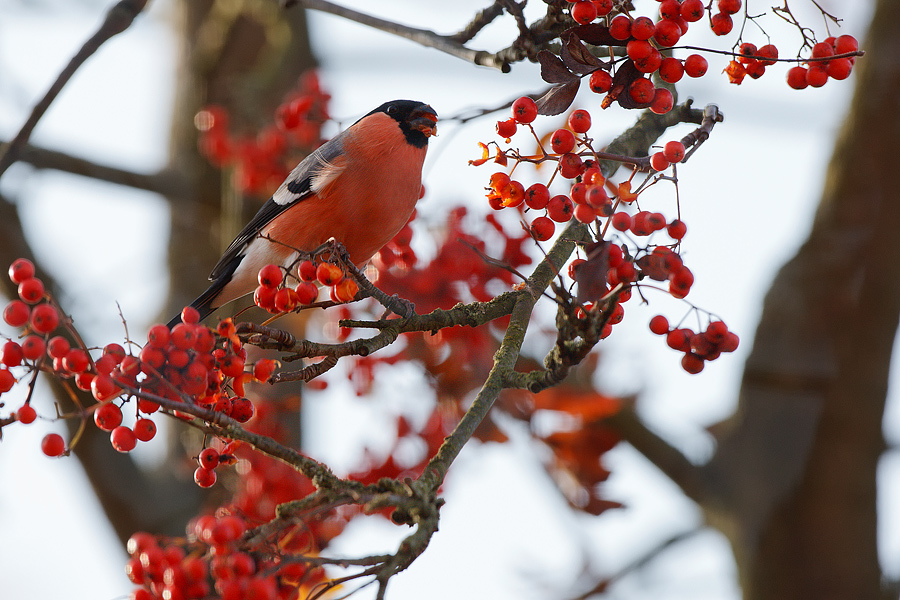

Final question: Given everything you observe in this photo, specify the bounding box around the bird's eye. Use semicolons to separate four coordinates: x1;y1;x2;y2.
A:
386;105;397;114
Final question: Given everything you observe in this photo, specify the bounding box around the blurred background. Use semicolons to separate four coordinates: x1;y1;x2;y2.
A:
0;1;894;599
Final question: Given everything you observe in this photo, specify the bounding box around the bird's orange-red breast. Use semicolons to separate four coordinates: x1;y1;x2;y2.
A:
168;100;437;327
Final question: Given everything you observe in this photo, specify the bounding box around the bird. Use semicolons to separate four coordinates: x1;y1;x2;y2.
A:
167;99;437;328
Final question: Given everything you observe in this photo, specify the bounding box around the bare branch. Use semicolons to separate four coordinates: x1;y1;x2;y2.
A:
0;0;149;178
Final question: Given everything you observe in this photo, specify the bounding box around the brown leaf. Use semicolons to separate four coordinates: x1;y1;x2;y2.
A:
568;23;626;47
573;240;610;303
535;80;580;116
636;254;668;281
561;32;604;75
612;60;652;110
537;49;578;84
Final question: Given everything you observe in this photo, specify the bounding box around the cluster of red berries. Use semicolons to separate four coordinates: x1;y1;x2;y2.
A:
198;72;330;196
484;98;687;243
2;258;279;473
562;0;860;100
252;258;359;314
125;511;322;600
478;98;730;364
649;315;739;373
786;35;860;89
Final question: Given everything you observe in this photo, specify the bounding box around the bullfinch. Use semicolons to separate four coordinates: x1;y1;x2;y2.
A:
168;100;437;328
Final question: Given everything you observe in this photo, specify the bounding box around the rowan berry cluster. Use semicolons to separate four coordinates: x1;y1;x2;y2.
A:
252;258;359;315
197;72;330;196
478;96;731;371
1;258;279;471
785;35;860;89
551;0;861;114
649;315;739;374
125;511;326;600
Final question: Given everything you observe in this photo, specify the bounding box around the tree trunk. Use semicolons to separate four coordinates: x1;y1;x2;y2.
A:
704;0;899;597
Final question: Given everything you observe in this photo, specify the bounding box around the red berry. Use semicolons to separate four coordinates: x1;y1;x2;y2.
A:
628;78;655;104
526;183;551;210
92;374;120;402
110;426;137;453
3;300;30;327
630;16;656;40
0;367;15;393
253;358;277;382
30;304;59;334
756;44;779;66
659;57;684;83
627;40;653;61
592;0;613;16
194;466;217;488
786;66;809;89
570;0;597;24
1;340;24;367
47;336;70;359
512;96;538;124
297;259;318;282
658;0;681;19
558;152;584;179
826;58;852;80
294;281;319;304
663;141;686;163
680;0;705;21
574;203;598;224
684;54;708;77
547;195;575;223
611;212;632;232
650;152;670;172
16;403;37;424
147;324;170;348
550;128;576;154
667;328;693;351
274;287;300;312
588;70;613;94
654;18;681;46
63;348;90;373
669;266;695;298
333;278;359;303
496;118;517;139
94;402;124;431
316;262;343;286
667;219;687;239
716;0;741;14
834;35;858;55
567;109;591;133
530;216;556;241
649;315;670;335
199;447;220;470
41;432;66;457
634;49;663;74
608;15;631;40
133;418;157;442
170;323;197;350
650;88;674;115
21;335;45;361
681;352;705;374
810;41;835;61
230;396;255;422
710;12;733;36
257;263;283;288
806;65;828;88
18;278;44;304
8;258;35;284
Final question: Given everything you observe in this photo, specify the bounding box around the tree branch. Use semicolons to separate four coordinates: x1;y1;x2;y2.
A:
0;0;149;178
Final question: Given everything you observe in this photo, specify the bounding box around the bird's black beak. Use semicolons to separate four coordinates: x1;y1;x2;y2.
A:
409;104;438;138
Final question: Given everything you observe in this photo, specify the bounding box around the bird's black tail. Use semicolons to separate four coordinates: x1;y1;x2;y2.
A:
166;256;242;329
